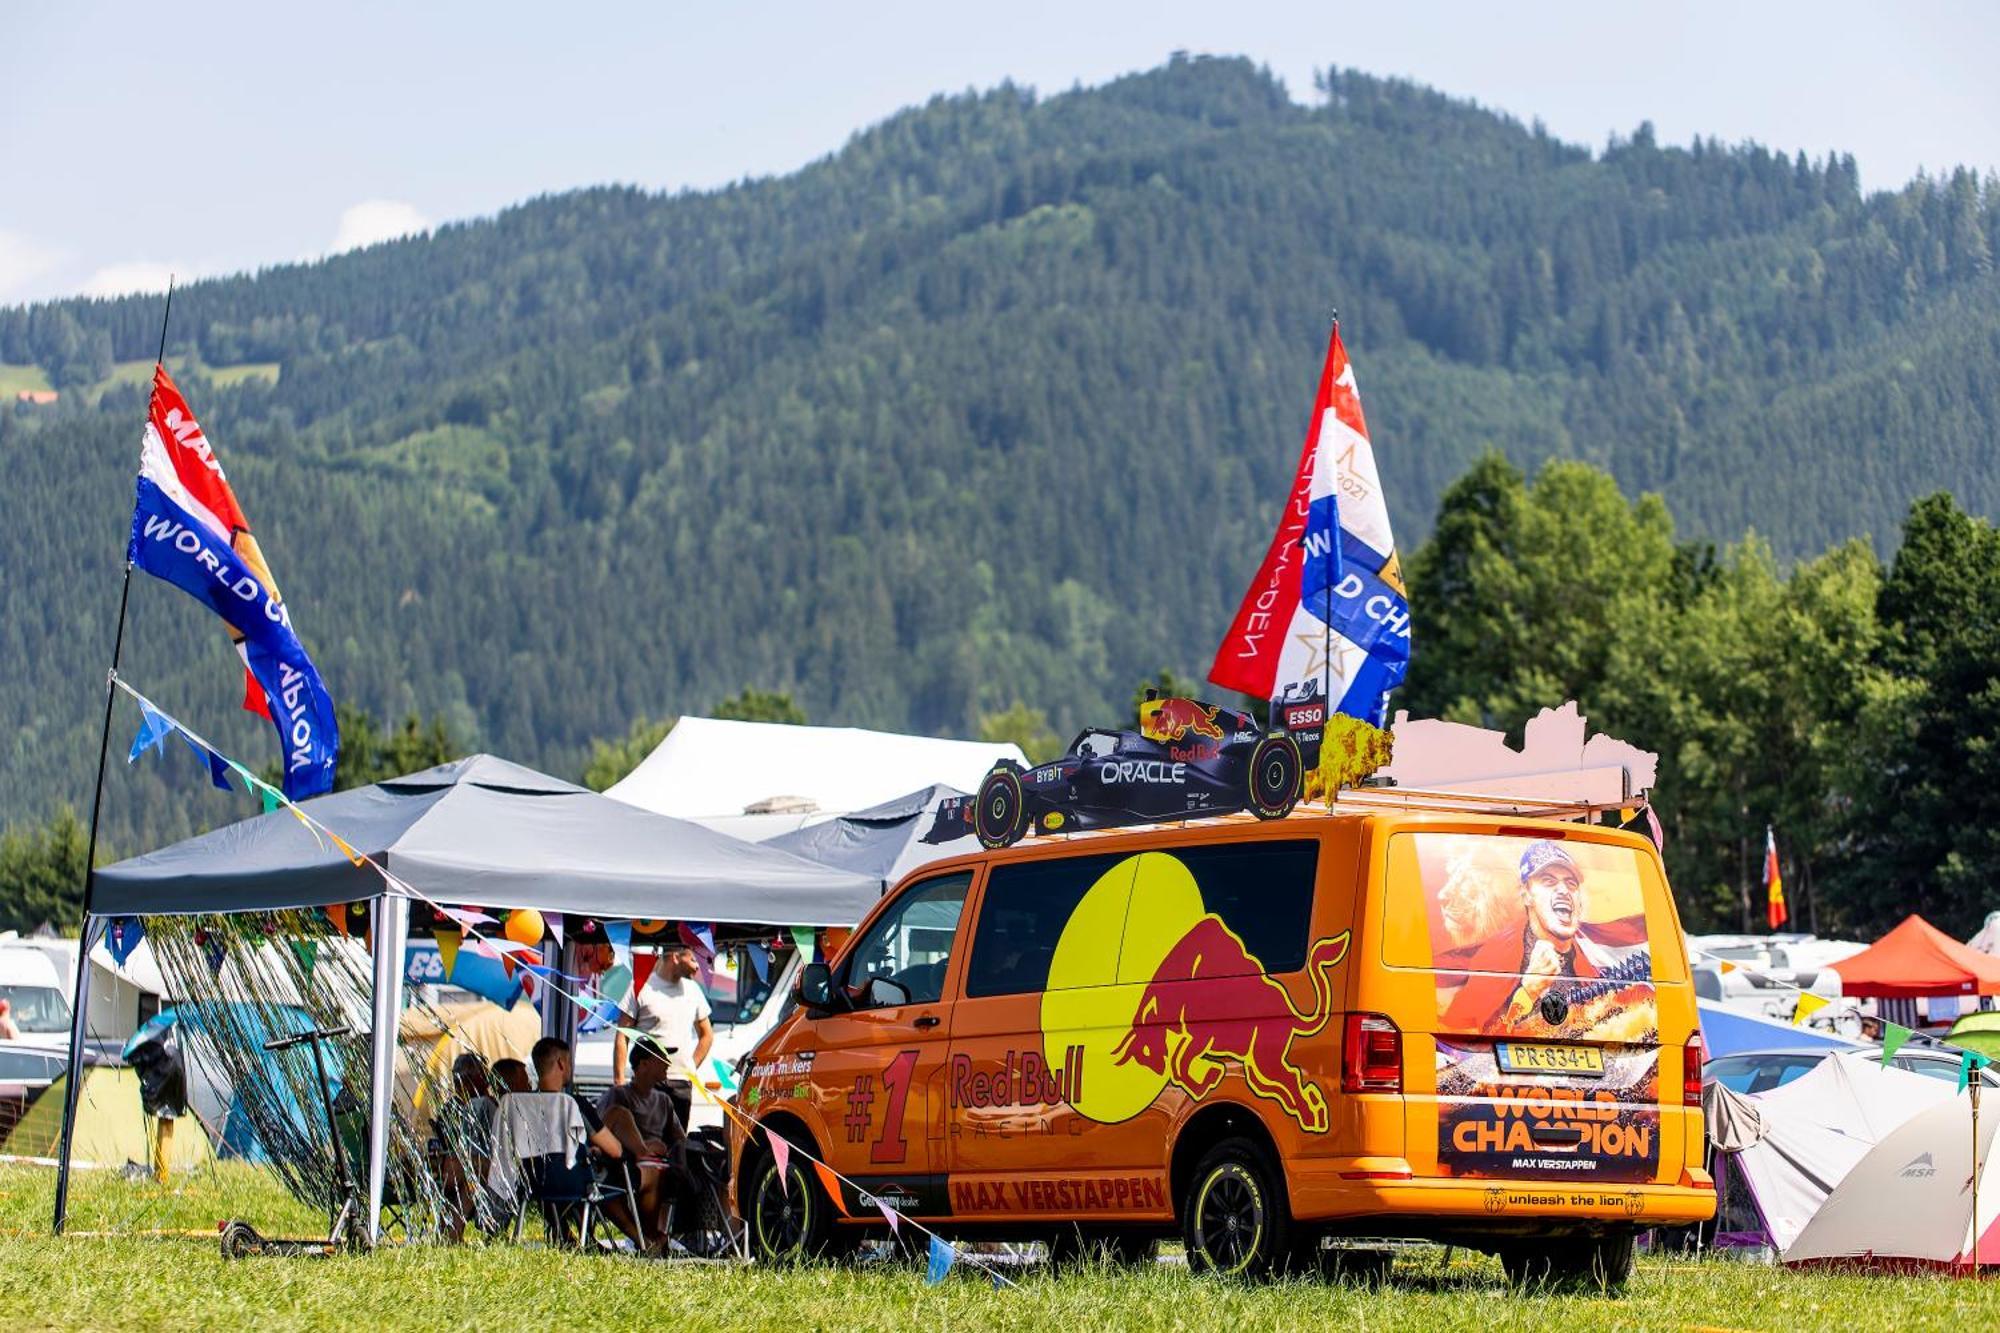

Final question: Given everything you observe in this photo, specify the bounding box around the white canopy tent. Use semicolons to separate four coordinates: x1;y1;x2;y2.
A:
605;717;1025;841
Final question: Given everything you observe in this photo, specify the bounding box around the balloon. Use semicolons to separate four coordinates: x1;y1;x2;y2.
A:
634;920;666;935
504;909;545;947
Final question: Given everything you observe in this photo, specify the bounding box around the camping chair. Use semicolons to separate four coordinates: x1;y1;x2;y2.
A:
491;1093;628;1251
332;1100;425;1241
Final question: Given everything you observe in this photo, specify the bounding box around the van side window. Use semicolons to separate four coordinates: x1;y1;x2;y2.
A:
966;853;1136;998
1158;842;1318;975
841;871;971;1007
966;842;1319;997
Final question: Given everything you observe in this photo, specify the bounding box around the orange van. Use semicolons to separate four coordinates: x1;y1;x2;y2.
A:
728;806;1714;1283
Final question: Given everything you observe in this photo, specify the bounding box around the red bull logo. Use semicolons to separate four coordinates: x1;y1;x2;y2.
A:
1039;850;1351;1134
1139;697;1225;744
1112;919;1350;1133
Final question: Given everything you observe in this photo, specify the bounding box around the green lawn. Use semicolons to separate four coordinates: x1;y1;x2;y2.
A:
0;1163;1994;1329
0;362;55;396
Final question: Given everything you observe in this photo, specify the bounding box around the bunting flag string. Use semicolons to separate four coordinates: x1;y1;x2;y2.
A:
1879;1021;1914;1064
99;674;1026;1281
1790;992;1830;1027
434;926;461;981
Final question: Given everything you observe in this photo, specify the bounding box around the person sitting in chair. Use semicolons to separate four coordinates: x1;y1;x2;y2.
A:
487;1037;634;1247
492;1057;531;1094
434;1054;499;1241
597;1037;685;1250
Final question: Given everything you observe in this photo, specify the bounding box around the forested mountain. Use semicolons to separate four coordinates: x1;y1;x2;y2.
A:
4;55;1998;857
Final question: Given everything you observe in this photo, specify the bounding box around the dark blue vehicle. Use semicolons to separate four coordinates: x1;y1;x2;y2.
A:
926;695;1307;850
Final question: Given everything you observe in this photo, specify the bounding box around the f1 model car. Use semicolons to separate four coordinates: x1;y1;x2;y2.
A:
926;694;1311;850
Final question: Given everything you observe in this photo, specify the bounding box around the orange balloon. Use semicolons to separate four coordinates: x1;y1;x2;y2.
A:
504;909;545;947
634;920;666;935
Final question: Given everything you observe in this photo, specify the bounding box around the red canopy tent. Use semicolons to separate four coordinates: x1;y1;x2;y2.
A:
1830;914;2000;999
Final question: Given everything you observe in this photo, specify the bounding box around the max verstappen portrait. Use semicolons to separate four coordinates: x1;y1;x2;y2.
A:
927;692;1319;850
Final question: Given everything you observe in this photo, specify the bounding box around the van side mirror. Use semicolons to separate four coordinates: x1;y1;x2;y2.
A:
797;961;837;1014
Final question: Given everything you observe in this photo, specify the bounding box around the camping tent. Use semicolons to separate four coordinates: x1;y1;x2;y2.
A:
1785;1092;2000;1269
605;717;1023;840
1706;1053;1954;1251
1948;1012;2000;1060
1827;914;2000;1000
765;784;974;888
68;754;880;1242
6;1066;214;1170
1699;999;1854;1059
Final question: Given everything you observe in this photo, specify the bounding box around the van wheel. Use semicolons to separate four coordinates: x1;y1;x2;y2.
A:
1182;1138;1293;1279
1499;1232;1635;1291
974;764;1029;849
1245;735;1302;819
1047;1226;1160;1268
745;1145;849;1265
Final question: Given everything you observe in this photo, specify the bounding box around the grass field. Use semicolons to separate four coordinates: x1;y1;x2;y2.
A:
0;362;55;396
1;1164;1996;1329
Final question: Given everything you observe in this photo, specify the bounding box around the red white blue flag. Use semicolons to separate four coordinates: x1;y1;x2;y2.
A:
126;366;339;798
1208;325;1411;725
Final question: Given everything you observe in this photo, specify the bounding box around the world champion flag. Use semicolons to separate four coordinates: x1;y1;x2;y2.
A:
127;366;339;798
1208;325;1411;725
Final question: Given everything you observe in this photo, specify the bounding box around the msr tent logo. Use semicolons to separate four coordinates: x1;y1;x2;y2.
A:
1899;1152;1937;1179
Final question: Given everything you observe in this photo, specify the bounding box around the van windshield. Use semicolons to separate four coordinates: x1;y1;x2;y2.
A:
0;984;72;1034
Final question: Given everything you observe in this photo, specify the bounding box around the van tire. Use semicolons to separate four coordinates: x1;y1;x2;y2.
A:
1499;1232;1635;1291
1182;1138;1293;1279
744;1143;851;1266
1047;1226;1159;1268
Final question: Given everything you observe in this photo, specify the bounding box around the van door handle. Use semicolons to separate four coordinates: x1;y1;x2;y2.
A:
913;1014;941;1029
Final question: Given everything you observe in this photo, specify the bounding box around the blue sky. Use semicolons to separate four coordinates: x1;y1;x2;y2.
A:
3;0;1995;306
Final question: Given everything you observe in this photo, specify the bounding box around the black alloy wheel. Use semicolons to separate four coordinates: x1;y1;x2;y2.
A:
974;763;1029;849
1182;1138;1294;1279
1246;735;1303;820
747;1149;827;1265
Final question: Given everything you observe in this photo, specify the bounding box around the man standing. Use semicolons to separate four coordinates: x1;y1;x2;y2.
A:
615;941;713;1133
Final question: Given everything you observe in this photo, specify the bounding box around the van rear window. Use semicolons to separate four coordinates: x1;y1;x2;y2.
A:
1382;832;1666;1035
967;840;1319;998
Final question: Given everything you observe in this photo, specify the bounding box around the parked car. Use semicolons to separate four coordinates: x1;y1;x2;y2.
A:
1704;1043;2000;1094
0;946;74;1052
0;1041;70;1140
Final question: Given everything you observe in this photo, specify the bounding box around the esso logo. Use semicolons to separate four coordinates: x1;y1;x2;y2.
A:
1283;704;1325;728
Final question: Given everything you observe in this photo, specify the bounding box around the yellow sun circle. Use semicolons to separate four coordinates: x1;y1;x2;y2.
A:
1041;852;1207;1124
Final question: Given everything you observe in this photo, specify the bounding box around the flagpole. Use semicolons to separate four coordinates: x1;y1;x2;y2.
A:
1321;310;1338;736
53;277;171;1235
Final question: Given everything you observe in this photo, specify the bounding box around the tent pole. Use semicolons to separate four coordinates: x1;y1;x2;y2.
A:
366;893;409;1247
1973;1079;1982;1278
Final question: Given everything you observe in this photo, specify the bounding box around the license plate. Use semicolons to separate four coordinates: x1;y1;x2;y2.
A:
1497;1042;1604;1075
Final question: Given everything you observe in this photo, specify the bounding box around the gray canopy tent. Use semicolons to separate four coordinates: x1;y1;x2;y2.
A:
765;783;977;888
59;754;879;1242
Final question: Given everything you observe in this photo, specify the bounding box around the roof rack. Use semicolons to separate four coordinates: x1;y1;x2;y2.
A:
1317;783;1639;822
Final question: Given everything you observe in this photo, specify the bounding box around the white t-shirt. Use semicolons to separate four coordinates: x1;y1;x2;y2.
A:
629;972;712;1084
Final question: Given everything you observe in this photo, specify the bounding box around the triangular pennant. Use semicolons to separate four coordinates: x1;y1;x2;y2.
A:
1791;993;1830;1026
546;912;564;948
126;701;175;764
1879;1022;1913;1064
463;935;502;961
1961;1051;1992;1094
875;1198;899;1232
769;1132;791;1192
601;963;632;1007
1718;960;1739;974
791;925;817;960
696;952;713;991
326;903;348;937
259;783;282;814
605;920;632;969
435;926;461;980
288;805;325;849
679;921;716;959
813;1161;848;1216
289;937;319;983
202;933;227;977
501;953;518;979
747;942;771;986
631;949;658;992
106;917;145;966
327;832;367;868
926;1235;956;1284
1644;804;1666;848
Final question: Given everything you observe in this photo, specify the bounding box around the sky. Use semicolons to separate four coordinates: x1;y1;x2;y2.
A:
4;1;1996;307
